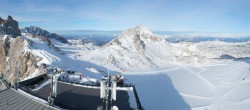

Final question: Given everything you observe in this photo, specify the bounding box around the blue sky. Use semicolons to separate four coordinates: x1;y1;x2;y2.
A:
1;0;250;32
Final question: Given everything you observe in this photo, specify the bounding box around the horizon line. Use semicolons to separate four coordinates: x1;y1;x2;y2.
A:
51;29;250;34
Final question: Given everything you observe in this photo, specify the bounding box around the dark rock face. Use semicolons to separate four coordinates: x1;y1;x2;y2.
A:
22;26;68;43
0;16;21;37
0;17;4;23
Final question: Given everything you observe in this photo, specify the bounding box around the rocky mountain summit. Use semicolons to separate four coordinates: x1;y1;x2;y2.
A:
21;26;68;43
0;16;21;37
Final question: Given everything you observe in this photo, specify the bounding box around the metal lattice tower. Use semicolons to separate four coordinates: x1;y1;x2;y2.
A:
98;69;118;110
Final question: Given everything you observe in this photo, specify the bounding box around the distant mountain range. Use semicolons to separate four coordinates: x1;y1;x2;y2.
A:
55;30;250;44
165;36;250;43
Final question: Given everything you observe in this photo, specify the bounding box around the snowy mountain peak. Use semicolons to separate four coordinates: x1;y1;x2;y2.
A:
114;25;163;45
85;26;174;70
133;25;152;35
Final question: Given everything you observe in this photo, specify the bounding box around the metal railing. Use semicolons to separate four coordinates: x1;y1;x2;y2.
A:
0;74;10;89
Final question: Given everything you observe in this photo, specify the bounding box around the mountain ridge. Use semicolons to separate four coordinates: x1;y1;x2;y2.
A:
21;26;68;43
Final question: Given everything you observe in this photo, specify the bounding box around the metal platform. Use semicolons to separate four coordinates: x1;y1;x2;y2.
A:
23;81;134;110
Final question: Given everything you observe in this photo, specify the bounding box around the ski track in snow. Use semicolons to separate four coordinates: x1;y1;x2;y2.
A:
180;92;213;100
182;66;217;90
124;62;250;110
125;64;183;75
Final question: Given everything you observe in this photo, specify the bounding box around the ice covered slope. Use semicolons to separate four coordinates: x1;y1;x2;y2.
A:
126;61;250;110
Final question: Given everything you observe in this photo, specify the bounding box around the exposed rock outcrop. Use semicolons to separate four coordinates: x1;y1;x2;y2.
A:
0;16;21;37
0;36;39;84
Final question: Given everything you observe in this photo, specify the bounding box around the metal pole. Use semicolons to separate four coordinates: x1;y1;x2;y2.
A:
111;80;117;101
52;75;58;97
